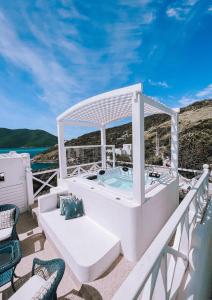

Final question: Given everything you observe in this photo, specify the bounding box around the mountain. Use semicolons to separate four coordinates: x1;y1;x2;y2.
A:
0;128;57;148
33;99;212;169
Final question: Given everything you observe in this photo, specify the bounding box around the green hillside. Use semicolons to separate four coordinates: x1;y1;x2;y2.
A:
33;99;212;169
0;128;57;148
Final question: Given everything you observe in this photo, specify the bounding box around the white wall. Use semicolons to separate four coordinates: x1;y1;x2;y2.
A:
0;153;31;212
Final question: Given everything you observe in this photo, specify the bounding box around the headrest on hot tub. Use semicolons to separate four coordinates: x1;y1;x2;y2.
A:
99;170;105;175
122;166;129;172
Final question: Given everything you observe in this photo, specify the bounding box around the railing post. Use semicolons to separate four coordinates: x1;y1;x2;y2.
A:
25;167;34;206
112;146;116;168
171;109;179;177
132;91;145;205
203;164;209;197
101;126;106;169
57;121;67;179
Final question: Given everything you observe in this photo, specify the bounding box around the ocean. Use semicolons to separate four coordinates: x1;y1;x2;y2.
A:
0;147;58;171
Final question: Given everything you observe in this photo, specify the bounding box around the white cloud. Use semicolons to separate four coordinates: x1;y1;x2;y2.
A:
186;0;198;6
148;79;169;88
142;12;155;24
0;0;156;119
119;0;152;7
179;83;212;106
166;0;198;21
196;84;212;98
208;6;212;13
0;11;80;112
58;7;88;20
166;7;189;20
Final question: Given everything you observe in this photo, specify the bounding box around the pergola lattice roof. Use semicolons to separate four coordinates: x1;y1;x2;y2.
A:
57;83;176;127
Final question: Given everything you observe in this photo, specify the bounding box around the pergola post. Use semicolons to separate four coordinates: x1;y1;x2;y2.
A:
112;146;116;168
57;121;67;179
101;126;106;169
132;92;145;205
171;109;179;177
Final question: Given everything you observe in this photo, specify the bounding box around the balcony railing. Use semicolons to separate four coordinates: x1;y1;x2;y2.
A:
65;144;116;175
112;165;209;300
32;168;59;199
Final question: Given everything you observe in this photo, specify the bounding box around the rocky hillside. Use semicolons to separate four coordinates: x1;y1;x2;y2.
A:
0;128;57;148
34;99;212;169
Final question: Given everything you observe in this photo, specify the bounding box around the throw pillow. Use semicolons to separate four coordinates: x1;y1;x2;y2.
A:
0;208;15;230
64;198;84;220
60;195;77;215
56;191;69;208
75;199;85;216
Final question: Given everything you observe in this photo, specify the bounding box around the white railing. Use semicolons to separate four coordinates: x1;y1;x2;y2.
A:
32;168;59;198
112;165;209;300
65;144;116;175
67;161;102;177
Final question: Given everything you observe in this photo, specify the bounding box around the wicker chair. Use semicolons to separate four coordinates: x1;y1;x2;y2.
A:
0;204;20;242
9;258;65;300
0;240;22;291
32;258;65;300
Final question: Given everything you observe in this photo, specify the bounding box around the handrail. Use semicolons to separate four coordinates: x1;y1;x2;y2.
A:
65;144;115;149
112;166;209;300
65;145;101;149
32;168;59;176
67;161;102;170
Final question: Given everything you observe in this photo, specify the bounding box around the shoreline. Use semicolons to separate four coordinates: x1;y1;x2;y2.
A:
31;159;58;164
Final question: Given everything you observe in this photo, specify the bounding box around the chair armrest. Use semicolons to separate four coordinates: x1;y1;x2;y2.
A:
38;193;57;213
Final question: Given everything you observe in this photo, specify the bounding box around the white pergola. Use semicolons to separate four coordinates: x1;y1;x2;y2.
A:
57;83;179;204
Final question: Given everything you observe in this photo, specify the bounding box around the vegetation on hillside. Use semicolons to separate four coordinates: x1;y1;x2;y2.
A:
0;128;57;148
34;99;212;170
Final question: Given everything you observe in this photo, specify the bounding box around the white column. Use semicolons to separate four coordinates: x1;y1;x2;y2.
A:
101;126;106;169
57;121;67;179
171;109;179;177
25;167;34;206
112;146;115;168
132;92;145;204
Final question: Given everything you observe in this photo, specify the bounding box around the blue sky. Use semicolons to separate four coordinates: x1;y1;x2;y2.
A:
0;0;211;138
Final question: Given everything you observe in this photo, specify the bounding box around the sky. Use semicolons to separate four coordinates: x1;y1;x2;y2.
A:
0;0;211;138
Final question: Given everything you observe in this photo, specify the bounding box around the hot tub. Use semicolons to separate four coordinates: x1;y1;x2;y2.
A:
84;167;169;198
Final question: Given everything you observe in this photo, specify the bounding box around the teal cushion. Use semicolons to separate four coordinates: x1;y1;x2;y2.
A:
57;192;68;208
60;195;76;215
64;198;84;220
64;201;76;220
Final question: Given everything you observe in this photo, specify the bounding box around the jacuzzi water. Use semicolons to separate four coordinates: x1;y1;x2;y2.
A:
96;167;153;192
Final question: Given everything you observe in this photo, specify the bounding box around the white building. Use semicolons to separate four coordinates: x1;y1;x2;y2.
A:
122;144;132;156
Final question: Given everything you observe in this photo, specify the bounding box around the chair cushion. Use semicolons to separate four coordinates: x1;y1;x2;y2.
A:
0;227;13;242
31;271;57;300
9;275;46;300
64;198;84;220
0;208;15;230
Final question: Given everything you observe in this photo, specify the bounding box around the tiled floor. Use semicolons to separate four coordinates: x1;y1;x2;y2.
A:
0;212;134;300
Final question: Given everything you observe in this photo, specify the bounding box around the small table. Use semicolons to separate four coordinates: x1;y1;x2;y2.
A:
0;240;22;291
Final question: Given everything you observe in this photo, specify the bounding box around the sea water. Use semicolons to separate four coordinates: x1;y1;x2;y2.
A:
0;147;58;171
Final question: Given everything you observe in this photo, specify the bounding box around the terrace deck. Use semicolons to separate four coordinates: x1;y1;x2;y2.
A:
0;212;134;300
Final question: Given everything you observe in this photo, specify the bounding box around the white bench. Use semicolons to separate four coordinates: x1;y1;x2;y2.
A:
38;193;120;282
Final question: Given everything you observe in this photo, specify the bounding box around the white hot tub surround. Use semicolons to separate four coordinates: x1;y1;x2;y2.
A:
57;173;179;261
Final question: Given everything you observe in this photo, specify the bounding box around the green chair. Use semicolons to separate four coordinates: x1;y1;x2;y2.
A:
9;258;65;300
0;240;22;291
0;204;20;242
